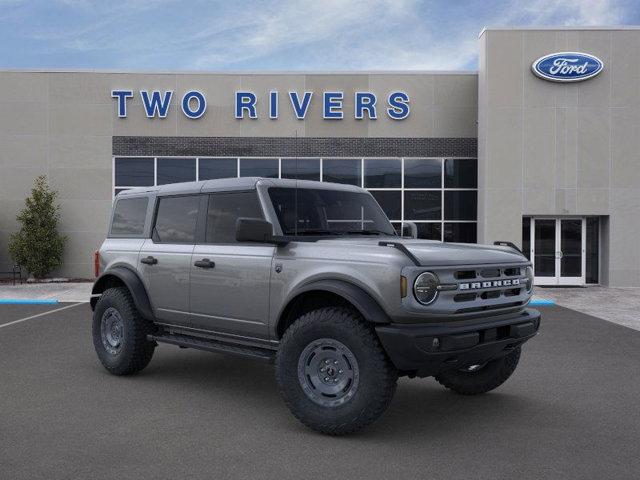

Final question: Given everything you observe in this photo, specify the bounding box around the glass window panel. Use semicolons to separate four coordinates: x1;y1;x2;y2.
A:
206;192;264;244
240;158;279;178
444;191;477;220
156;158;196;185
114;188;130;196
391;222;402;236
110;197;148;236
444;159;477;188
404;158;441;188
370;191;401;220
534;219;556;277
586;217;599;284
416;223;442;241
199;158;237;180
522;217;531;260
444;222;477;243
115;158;154;187
560;219;582;277
364;158;401;188
404;191;441;220
153;195;199;243
281;158;320;181
322;159;361;186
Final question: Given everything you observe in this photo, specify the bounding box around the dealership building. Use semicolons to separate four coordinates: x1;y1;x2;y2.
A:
0;26;639;286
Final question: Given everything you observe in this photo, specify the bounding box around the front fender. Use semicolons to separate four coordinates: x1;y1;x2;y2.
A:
91;266;154;321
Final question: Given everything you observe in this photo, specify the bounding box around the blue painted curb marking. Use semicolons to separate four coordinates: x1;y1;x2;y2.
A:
0;299;59;305
529;299;555;306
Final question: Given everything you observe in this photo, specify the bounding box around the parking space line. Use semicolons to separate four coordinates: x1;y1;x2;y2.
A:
0;302;85;329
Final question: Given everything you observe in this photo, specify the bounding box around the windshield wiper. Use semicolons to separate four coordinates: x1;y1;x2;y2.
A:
344;229;392;236
290;229;346;236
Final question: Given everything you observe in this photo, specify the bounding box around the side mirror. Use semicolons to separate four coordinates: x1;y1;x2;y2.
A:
401;221;418;239
236;217;276;243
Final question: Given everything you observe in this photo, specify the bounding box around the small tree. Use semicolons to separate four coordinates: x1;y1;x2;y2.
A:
9;176;67;279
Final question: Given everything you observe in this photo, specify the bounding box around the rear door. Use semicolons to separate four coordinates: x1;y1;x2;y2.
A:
189;191;274;339
139;194;201;325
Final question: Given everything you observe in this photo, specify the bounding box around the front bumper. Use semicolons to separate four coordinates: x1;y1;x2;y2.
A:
375;308;541;377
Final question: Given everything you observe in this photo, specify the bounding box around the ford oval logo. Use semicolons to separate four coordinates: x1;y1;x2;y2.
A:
532;52;604;82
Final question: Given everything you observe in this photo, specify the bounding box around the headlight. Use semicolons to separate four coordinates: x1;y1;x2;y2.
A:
525;266;534;293
414;272;439;305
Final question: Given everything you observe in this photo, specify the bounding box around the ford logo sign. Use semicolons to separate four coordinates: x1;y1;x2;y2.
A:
532;52;603;82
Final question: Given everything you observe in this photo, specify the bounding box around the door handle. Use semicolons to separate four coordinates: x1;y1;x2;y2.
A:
140;256;158;265
194;258;215;269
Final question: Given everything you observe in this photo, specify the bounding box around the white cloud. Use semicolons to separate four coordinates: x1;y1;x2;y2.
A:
9;0;632;70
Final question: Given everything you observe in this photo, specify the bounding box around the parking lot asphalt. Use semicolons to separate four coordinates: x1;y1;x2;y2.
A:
1;303;639;480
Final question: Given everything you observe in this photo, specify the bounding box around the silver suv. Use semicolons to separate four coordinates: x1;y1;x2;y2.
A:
91;177;540;435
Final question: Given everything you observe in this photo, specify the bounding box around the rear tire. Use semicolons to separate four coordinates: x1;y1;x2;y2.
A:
92;287;155;375
435;347;521;395
275;307;397;435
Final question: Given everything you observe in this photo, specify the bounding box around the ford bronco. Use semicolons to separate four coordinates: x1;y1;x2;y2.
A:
91;177;540;435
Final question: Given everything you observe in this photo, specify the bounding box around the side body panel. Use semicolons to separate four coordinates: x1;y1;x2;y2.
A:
138;239;194;325
189;244;275;339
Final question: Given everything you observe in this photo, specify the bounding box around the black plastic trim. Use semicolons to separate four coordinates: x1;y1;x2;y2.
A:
90;266;154;320
375;308;541;376
378;241;421;266
280;279;390;326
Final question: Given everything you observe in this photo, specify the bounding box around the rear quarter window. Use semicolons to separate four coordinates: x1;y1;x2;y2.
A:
110;197;149;236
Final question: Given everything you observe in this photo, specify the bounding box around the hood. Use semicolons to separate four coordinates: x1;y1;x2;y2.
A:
314;237;527;266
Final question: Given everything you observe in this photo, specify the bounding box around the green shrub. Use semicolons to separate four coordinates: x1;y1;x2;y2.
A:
9;176;67;279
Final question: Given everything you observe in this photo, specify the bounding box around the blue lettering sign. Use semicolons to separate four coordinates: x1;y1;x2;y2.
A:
289;91;313;119
355;92;377;120
140;90;173;118
235;91;257;119
387;91;410;120
323;92;343;119
269;91;278;119
111;90;133;118
181;90;206;119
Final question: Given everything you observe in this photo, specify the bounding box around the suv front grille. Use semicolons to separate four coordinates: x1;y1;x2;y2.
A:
427;264;530;314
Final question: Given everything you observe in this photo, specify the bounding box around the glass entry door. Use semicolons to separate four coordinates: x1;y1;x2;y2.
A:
530;218;586;286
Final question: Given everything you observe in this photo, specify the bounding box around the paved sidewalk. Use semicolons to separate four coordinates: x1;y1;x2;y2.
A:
535;286;640;331
0;282;92;303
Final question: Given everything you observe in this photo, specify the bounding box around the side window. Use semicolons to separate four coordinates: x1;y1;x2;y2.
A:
110;197;148;236
206;192;263;243
153;195;200;243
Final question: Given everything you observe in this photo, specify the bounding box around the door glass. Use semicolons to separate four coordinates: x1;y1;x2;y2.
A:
561;219;582;277
586;217;599;283
206;192;264;244
154;195;200;243
534;220;556;277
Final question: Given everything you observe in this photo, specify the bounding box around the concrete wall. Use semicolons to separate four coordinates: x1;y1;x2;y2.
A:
0;71;477;278
478;28;640;286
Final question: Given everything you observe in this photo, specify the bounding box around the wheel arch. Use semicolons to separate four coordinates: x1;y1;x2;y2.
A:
275;279;389;339
91;266;154;321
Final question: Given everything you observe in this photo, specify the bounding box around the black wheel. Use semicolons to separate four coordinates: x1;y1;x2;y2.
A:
92;287;155;375
435;347;521;395
275;307;398;435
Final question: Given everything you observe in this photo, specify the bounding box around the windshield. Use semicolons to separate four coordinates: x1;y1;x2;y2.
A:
268;187;396;236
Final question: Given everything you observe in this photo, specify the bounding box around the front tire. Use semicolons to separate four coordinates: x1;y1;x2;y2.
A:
92;287;155;375
275;307;397;435
435;347;521;395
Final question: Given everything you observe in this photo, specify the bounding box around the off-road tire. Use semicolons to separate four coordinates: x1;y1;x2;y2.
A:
435;347;521;395
275;307;398;435
92;287;155;375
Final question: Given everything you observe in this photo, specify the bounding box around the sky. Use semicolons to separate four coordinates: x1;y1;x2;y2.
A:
0;0;638;71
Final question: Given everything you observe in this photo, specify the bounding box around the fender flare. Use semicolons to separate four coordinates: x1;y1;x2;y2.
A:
280;279;390;326
91;266;154;321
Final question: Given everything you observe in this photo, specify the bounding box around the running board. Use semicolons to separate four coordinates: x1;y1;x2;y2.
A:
148;333;275;363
